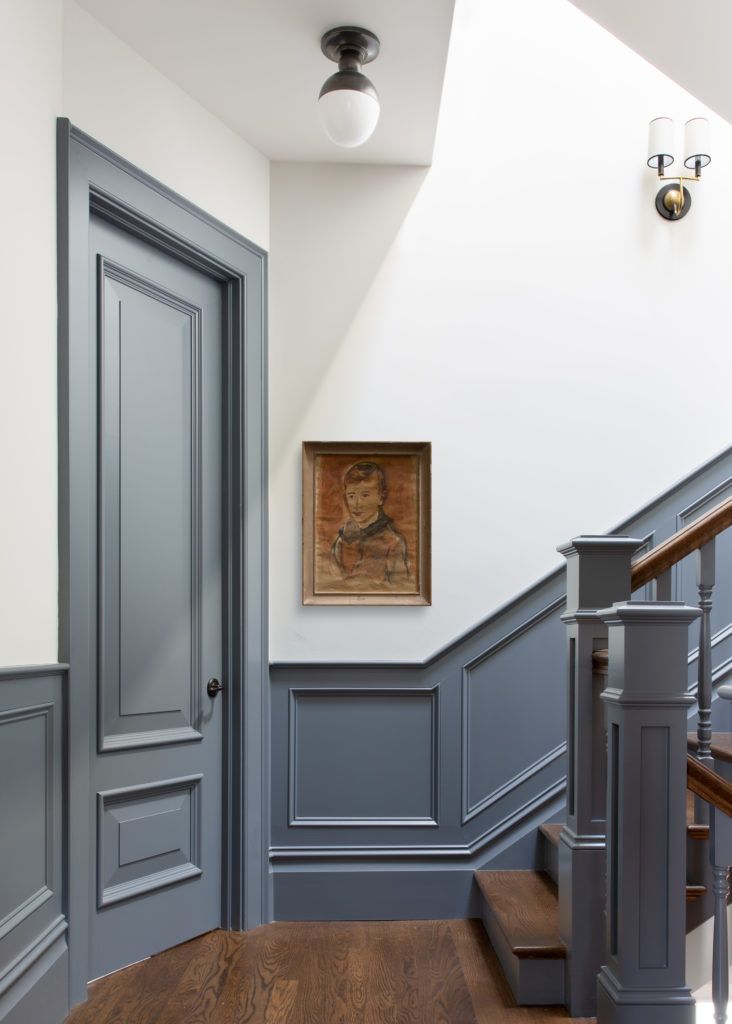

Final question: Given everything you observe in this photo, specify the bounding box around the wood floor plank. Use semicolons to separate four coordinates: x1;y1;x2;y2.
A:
418;920;477;1024
65;931;213;1024
371;921;416;1024
64;921;597;1024
219;925;299;1024
161;930;246;1024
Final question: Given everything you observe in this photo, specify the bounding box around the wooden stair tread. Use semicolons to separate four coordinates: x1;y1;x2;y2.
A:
539;823;562;847
689;732;732;765
474;870;565;959
686;885;707;902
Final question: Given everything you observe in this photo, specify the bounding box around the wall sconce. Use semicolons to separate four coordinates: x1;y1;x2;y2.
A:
318;26;380;148
647;116;711;220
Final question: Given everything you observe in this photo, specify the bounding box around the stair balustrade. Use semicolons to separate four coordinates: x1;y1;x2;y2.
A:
560;494;732;1022
556;537;639;1017
687;754;732;1024
477;496;732;1020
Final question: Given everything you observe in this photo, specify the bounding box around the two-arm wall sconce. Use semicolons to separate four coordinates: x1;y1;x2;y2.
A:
647;117;711;220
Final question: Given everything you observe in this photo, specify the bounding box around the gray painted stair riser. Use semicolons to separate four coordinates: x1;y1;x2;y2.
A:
479;904;564;1006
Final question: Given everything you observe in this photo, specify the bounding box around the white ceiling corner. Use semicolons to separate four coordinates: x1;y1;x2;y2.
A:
73;0;456;165
569;0;732;126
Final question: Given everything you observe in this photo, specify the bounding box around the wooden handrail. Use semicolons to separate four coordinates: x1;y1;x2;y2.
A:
631;495;732;590
687;754;732;818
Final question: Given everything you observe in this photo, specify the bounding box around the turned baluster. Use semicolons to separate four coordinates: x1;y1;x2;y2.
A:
711;806;732;1024
697;538;716;763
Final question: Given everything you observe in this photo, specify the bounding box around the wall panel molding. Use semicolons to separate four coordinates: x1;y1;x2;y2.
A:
288;687;439;826
460;596;566;824
0;666;68;1023
270;778;565;861
0;916;67;1000
461;742;566;825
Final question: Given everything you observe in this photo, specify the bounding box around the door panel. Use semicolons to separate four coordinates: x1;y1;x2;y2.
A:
90;214;223;978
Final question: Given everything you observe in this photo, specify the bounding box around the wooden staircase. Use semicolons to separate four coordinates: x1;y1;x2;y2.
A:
474;793;712;1008
474;494;732;1020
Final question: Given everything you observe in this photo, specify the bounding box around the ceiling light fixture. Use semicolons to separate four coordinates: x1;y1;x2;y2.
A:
647;116;711;220
318;26;381;148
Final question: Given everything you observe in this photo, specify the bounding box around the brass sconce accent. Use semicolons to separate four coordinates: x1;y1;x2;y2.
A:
647;116;711;221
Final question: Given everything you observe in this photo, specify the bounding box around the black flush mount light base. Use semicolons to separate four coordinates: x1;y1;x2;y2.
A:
321;26;380;65
655;183;692;220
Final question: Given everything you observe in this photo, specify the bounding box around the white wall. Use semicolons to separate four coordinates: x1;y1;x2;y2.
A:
63;2;269;249
0;1;270;667
269;0;732;662
0;0;63;666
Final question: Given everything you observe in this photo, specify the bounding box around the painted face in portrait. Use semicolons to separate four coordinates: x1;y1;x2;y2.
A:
344;477;383;528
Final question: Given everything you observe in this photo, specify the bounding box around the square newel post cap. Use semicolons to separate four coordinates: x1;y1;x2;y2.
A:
557;536;642;615
598;601;701;701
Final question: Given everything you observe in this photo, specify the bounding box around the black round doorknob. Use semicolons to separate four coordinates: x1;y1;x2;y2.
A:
206;678;224;698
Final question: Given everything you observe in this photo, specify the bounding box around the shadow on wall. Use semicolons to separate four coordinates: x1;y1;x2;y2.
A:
268;162;428;468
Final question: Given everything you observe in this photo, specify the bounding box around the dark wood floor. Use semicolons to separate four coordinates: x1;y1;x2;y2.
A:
65;920;594;1024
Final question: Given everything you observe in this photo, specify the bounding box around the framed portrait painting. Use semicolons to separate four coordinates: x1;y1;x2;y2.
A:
302;441;431;605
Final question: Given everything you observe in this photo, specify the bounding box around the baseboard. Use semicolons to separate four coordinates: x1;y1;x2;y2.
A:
273;866;482;921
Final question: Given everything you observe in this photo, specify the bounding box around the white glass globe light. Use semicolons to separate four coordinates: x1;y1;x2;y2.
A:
318;88;380;148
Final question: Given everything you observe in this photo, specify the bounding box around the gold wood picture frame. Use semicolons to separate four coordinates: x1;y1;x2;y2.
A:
302;441;432;606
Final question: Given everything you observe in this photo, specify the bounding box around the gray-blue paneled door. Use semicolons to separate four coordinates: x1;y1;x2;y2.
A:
90;213;223;978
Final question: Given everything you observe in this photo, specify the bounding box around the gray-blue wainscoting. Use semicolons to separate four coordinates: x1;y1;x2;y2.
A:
270;446;732;920
0;665;68;1024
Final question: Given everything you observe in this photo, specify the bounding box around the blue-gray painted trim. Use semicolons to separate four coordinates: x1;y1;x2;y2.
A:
58;118;269;1006
96;774;203;908
272;868;483;923
270;777;565;861
462;743;566;824
676;475;732;529
0;702;55;899
0;890;54;946
96;258;204;753
0;917;68;999
70;128;267;260
287;686;440;827
0;666;69;679
0;665;68;1024
461;595;566;822
100;727;203;751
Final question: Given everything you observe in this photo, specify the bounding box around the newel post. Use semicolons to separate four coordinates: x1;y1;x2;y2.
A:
557;536;641;1017
597;602;700;1024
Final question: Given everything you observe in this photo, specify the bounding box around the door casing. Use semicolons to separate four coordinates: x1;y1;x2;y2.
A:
57;119;269;1006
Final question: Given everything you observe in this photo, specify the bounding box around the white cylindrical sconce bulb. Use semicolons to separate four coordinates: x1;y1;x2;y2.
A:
647;117;674;168
684;117;711;169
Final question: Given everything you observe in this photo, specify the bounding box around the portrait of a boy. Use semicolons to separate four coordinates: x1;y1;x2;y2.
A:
302;442;431;605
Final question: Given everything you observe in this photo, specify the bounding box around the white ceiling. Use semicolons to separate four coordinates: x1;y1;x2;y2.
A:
570;0;732;125
74;0;455;165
